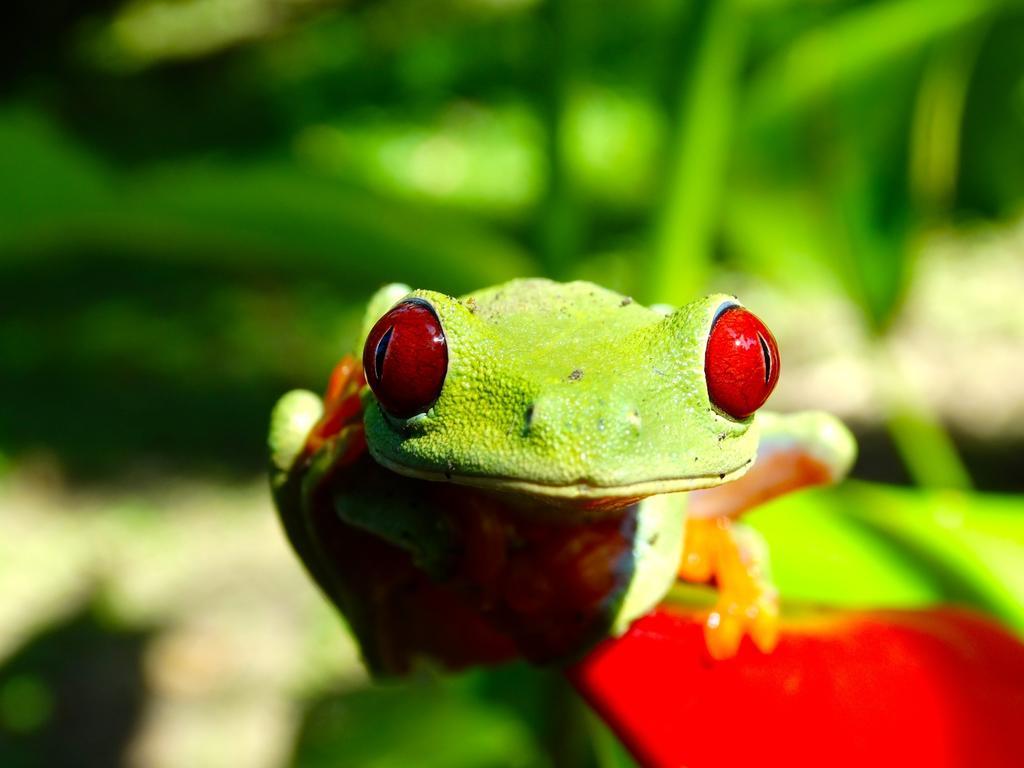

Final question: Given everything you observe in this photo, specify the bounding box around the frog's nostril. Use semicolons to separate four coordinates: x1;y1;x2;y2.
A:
522;404;536;437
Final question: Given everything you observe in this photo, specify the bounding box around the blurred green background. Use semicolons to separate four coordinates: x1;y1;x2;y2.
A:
2;0;1024;766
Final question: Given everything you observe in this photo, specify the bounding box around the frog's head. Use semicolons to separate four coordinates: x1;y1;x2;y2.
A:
360;279;779;508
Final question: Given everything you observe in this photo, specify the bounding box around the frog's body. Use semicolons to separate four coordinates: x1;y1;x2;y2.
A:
269;279;855;673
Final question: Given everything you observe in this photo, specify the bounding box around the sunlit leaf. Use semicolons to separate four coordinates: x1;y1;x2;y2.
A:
746;487;943;608
745;0;1002;127
647;0;745;304
842;482;1024;630
745;482;1024;628
0;109;537;294
292;679;546;768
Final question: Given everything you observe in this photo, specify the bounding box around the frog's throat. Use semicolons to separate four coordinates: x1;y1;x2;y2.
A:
368;454;754;502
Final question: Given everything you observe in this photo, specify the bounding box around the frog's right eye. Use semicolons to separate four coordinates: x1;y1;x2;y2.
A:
362;300;448;418
705;305;780;420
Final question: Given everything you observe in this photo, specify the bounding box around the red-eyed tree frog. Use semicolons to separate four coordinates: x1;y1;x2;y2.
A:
269;279;855;674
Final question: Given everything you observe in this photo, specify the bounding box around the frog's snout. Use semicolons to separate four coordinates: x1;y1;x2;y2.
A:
520;389;641;448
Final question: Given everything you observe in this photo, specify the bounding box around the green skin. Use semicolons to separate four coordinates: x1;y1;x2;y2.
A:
269;279;855;667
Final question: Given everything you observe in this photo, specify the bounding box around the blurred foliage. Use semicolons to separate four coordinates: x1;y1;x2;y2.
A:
2;0;1024;766
3;0;1024;483
0;604;149;768
292;666;556;768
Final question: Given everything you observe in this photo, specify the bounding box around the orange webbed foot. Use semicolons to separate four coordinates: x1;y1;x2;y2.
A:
679;516;779;660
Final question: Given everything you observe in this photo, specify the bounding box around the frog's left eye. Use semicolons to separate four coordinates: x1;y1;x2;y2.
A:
705;305;780;420
362;300;448;418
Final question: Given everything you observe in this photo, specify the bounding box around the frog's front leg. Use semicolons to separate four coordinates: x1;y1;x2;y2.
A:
679;516;779;659
679;411;856;659
268;356;369;612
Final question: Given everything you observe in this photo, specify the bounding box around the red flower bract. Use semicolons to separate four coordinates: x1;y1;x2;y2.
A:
568;606;1024;768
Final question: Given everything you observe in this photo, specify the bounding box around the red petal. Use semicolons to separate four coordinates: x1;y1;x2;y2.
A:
567;606;1024;768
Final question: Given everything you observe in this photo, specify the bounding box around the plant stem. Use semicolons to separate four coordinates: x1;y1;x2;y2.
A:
876;344;972;490
537;0;583;279
646;0;745;305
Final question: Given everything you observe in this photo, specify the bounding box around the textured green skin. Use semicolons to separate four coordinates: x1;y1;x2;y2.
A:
362;278;759;503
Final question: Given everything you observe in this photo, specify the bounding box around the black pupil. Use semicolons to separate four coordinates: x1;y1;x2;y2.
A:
374;326;394;381
757;332;771;384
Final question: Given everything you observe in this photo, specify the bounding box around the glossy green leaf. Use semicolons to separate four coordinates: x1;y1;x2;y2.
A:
841;482;1024;630
745;0;1002;128
0;109;537;295
747;486;942;608
746;482;1024;631
647;0;746;304
291;679;547;768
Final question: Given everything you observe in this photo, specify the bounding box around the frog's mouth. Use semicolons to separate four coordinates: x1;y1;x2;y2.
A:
369;454;754;510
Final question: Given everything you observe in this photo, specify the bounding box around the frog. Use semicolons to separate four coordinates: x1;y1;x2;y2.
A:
268;278;855;675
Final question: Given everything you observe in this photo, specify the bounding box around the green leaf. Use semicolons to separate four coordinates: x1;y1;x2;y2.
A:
745;0;1002;128
0;108;537;295
292;679;547;768
747;487;942;609
0;108;113;231
747;482;1024;632
647;0;746;304
842;482;1024;631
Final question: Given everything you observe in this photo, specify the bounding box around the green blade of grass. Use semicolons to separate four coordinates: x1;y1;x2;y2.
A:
0;109;536;293
646;0;746;305
746;0;1001;128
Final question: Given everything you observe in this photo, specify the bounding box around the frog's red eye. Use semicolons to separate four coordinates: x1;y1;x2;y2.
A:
362;300;448;418
705;305;780;420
